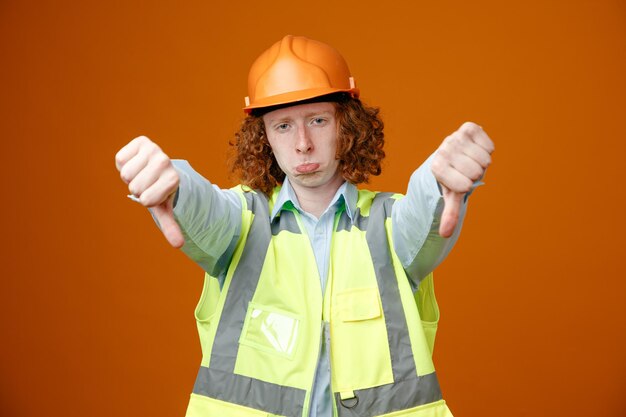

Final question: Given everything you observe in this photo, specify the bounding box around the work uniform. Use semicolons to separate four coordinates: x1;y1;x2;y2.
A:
169;156;469;417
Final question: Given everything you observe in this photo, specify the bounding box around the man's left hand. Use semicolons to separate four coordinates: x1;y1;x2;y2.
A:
430;122;495;238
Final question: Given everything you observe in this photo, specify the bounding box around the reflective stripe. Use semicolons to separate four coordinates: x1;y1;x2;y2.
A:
209;192;271;373
333;192;442;416
271;209;302;235
194;191;307;416
366;193;417;381
335;372;442;417
193;366;306;417
336;207;368;232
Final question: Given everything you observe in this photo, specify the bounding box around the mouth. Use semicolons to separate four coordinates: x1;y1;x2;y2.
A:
295;163;320;174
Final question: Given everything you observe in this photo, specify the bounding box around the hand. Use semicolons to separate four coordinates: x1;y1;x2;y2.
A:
431;122;495;238
115;136;184;248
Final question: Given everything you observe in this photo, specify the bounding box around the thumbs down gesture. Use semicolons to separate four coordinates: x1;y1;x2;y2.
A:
431;122;495;238
115;136;184;248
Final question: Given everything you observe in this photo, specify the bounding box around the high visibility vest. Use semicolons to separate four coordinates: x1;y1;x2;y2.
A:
185;186;454;417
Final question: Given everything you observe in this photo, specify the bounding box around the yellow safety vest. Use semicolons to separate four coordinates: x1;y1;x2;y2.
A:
185;186;453;417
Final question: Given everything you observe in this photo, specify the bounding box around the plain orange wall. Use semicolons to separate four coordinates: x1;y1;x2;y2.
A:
1;1;625;416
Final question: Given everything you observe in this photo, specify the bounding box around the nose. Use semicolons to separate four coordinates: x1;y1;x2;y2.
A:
296;126;313;154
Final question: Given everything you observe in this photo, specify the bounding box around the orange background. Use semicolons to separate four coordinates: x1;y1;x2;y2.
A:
1;1;625;416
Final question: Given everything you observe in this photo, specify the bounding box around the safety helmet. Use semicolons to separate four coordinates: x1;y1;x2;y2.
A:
244;35;359;113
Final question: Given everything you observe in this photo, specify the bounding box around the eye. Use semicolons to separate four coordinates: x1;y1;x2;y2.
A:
275;123;290;131
310;117;327;126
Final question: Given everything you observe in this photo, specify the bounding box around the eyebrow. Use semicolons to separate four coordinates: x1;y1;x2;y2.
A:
304;110;334;119
265;109;334;125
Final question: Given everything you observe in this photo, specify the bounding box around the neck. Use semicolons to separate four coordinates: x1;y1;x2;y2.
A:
290;177;344;219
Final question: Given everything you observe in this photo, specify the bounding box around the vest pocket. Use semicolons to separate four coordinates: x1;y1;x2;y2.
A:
332;287;394;391
415;273;439;357
239;302;301;359
337;287;382;321
186;393;272;417
194;273;221;359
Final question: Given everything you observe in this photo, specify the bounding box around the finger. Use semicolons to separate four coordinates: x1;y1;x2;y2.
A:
127;153;172;196
152;202;185;248
119;148;150;185
439;189;464;238
460;122;495;154
448;152;485;182
458;140;492;169
431;149;473;194
472;132;495;154
138;169;180;207
115;136;150;171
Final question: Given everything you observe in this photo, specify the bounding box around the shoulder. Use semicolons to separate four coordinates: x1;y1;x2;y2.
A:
356;189;404;214
229;184;282;214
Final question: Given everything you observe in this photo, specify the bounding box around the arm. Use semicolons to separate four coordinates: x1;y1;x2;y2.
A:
392;122;494;288
171;160;242;277
392;154;469;288
115;136;242;277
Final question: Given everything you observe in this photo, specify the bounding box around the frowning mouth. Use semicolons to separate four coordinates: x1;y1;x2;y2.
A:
295;163;320;174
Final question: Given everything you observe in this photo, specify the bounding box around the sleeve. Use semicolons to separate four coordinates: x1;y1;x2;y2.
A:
168;160;243;278
391;153;479;289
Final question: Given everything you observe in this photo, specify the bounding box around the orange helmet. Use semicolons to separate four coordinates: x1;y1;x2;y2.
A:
244;35;360;113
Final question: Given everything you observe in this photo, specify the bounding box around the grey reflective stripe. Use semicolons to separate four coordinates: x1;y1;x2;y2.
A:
335;372;442;417
367;192;417;381
194;190;306;417
194;366;306;417
383;196;396;213
336;209;351;232
334;192;442;416
336;207;368;232
271;209;302;235
209;191;270;373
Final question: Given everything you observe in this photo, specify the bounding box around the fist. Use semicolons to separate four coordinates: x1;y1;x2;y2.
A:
115;136;184;248
431;122;495;238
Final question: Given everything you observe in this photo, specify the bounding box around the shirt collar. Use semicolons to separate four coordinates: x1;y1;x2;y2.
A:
270;178;358;222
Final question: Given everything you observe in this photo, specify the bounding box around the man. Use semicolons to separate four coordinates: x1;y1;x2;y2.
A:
116;35;494;417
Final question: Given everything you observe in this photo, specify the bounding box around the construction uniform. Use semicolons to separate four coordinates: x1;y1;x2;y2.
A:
170;155;469;417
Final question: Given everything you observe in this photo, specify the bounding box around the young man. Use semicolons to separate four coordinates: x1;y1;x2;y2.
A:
116;35;494;417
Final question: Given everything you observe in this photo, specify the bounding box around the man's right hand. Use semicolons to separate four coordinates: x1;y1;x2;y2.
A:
115;136;185;248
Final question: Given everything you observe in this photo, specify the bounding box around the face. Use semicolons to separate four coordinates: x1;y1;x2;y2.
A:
263;101;343;194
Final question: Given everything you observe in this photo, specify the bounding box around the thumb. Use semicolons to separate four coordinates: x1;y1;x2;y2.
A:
439;186;464;238
151;197;185;248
